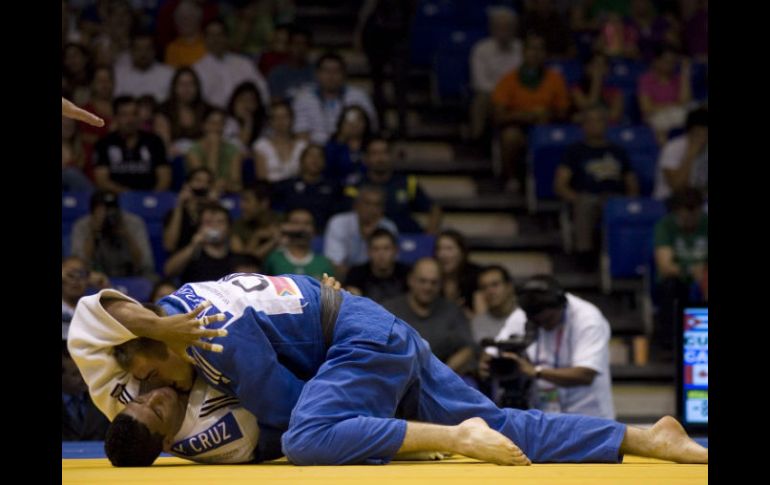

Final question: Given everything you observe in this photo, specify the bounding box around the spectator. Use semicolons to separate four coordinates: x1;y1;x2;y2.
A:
79;66;115;148
349;137;442;234
493;34;569;191
354;0;417;138
62;117;93;192
262;208;335;279
163;167;219;253
230;182;282;262
62;344;110;441
383;258;476;375
186;108;243;193
324;185;398;277
224;0;295;59
324;105;372;185
482;275;616;418
90;0;134;67
63;42;94;107
137;95;159;132
469;6;524;141
638;44;692;143
653;188;707;357
292;53;378;144
271;144;343;232
253;101;307;182
231;253;262;274
62;256;109;340
114;31;175;103
224;82;268;156
155;0;220;53
192;18;270;109
257;23;292;75
164;0;207;68
471;265;526;343
267;26;315;102
155;67;211;157
653;107;707;201
434;229;484;317
571;53;624;124
593;12;639;59
149;278;177;303
70;190;155;278
626;0;676;63
683;0;708;61
345;228;410;304
164;202;239;283
93;96;170;193
554;105;639;268
521;0;576;59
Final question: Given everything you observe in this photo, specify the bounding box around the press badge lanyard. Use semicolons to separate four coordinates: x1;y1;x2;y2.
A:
536;325;565;369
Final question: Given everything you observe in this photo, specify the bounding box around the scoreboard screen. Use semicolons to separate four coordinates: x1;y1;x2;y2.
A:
680;307;708;428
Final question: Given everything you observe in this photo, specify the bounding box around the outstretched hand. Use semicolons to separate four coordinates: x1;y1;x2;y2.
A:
148;301;228;364
62;97;105;127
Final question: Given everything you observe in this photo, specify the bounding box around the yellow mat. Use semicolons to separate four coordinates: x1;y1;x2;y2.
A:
62;455;707;485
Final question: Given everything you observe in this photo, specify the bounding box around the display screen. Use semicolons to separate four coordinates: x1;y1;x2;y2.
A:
682;308;708;425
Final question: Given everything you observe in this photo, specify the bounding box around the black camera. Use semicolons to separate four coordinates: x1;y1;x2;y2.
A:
481;334;534;379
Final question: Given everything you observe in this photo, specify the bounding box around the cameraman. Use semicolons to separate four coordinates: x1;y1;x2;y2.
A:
262;208;335;279
70;190;155;278
482;275;615;419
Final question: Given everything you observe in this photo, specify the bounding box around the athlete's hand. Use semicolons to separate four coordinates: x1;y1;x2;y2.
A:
146;300;228;364
62;97;105;127
321;273;341;291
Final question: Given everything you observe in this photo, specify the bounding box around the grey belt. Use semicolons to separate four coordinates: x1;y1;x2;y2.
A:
320;284;342;348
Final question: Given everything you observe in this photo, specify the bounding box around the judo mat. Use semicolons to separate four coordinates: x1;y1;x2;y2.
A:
62;439;708;485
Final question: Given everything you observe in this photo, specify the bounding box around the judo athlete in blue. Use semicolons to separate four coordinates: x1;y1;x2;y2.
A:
96;273;708;466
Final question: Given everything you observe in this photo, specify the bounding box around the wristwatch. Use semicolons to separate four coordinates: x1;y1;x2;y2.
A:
534;365;544;378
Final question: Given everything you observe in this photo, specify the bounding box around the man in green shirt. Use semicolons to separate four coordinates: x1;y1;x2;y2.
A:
263;208;335;279
653;188;707;356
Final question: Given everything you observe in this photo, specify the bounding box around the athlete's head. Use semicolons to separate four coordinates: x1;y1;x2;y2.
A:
105;386;186;466
113;336;195;394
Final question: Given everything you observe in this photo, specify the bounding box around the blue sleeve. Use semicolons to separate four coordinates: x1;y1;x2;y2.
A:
192;316;305;433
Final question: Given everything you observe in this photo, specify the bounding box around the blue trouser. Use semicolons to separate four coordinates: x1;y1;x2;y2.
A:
281;295;626;465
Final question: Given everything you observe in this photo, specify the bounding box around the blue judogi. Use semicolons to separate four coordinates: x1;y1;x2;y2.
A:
159;273;626;465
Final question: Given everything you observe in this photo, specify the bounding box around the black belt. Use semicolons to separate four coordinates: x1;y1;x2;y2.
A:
320;285;342;348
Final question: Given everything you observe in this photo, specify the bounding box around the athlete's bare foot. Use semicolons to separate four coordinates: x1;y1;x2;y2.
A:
648;416;708;464
454;417;531;466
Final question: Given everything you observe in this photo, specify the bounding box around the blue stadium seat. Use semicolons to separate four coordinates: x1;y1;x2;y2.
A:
397;234;436;264
118;191;177;275
603;197;666;278
606;58;646;93
607;125;658;196
62;191;92;224
410;1;457;66
528;124;584;200
110;277;154;302
433;29;486;100
119;191;177;222
171;155;187;191
219;195;242;220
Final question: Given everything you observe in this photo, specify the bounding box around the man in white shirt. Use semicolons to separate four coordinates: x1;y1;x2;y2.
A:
324;185;397;277
487;275;615;419
114;32;175;103
193;19;270;109
469;7;523;140
292;53;378;144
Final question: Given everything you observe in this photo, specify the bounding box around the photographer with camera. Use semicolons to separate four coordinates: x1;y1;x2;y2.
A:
262;208;335;279
70;190;155;278
162;167;219;253
164;202;239;284
481;275;615;418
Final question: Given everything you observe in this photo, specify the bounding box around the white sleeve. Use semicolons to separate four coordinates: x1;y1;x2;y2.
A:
66;289;144;420
471;42;493;92
659;138;685;171
570;315;611;373
494;308;527;341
